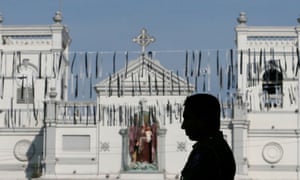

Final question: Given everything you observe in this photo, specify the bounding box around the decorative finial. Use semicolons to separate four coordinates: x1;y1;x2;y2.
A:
237;12;247;25
53;11;63;24
0;12;3;24
133;28;155;54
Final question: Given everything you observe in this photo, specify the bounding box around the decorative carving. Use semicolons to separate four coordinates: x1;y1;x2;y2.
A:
14;139;35;162
133;28;155;53
177;141;187;152
247;36;297;47
100;141;110;152
262;142;283;164
2;35;52;46
237;12;247;25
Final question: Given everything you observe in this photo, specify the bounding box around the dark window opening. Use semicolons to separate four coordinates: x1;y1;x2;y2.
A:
262;67;283;108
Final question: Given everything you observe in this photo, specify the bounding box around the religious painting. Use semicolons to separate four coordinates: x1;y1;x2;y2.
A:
128;109;158;171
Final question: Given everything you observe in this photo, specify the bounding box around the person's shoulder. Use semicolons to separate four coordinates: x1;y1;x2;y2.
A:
193;141;218;156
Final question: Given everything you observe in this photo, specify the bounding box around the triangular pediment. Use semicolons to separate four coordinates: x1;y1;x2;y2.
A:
95;55;194;96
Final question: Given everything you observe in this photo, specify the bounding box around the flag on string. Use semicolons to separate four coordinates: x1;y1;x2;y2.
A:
85;52;89;78
75;75;78;98
202;77;206;92
108;74;112;96
240;50;243;74
99;53;103;78
12;52;16;77
21;76;24;99
253;50;257;74
190;51;195;76
279;59;283;73
38;52;42;78
52;53;56;78
194;76;198;92
138;73;142;95
10;97;13;126
197;51;202;76
0;77;4;99
215;50;219;76
177;70;181;95
292;48;295;74
227;66;231;90
155;72;158;95
296;48;300;76
248;49;251;83
162;70;165;95
118;106;122;126
0;52;3;76
185;50;188;77
120;74;124;96
44;77;48;99
284;51;287;72
219;67;223;90
220;95;225;118
32;76;38;122
148;74;151;96
95;52;99;78
186;76;190;92
71;52;76;74
230;49;234;76
125;51;129;78
58;51;63;75
263;49;267;80
61;77;64;100
113;51;116;75
170;71;174;94
73;104;76;124
86;105;89;126
117;74;120;97
113;105;116;126
271;48;275;60
90;77;93;98
131;73;134;96
17;51;21;73
18;109;21;127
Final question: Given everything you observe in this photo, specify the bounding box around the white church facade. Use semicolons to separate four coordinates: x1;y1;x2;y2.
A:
0;10;300;180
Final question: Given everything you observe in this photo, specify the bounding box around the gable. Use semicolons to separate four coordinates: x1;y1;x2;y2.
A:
94;55;194;96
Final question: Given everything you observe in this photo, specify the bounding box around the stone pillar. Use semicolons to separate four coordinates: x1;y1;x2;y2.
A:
157;128;167;172
296;17;300;50
231;95;249;178
44;87;58;175
232;120;249;175
119;128;129;171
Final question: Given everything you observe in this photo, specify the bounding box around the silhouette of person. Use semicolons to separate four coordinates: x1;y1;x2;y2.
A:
181;94;236;180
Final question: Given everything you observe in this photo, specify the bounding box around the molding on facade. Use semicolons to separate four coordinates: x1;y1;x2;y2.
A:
249;129;300;138
249;164;299;171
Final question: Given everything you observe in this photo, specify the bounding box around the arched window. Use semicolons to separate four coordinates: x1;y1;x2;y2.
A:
262;63;283;108
16;59;37;104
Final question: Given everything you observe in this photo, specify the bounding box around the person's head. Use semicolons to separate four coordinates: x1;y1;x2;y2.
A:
181;93;221;140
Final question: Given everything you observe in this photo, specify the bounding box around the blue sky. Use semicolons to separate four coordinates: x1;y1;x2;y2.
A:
1;0;299;100
1;0;300;52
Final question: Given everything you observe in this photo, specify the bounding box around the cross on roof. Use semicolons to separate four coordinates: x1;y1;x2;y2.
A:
133;28;155;54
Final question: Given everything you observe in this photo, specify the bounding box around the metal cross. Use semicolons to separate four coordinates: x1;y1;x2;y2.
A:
133;28;155;54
